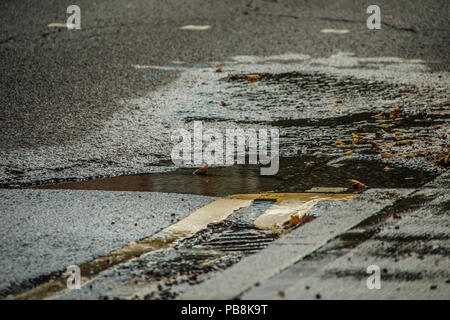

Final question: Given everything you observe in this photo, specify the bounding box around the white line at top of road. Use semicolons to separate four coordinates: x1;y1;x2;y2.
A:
180;25;211;30
48;23;67;28
320;29;350;34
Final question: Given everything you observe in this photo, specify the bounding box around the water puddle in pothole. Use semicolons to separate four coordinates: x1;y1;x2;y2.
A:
35;156;437;197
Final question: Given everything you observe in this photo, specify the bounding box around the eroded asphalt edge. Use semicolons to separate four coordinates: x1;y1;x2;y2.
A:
178;172;449;299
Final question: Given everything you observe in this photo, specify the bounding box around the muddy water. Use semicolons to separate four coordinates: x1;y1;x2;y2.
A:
36;156;436;197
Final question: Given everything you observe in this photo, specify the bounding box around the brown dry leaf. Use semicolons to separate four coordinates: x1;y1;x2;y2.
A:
288;215;301;226
333;140;345;146
188;273;198;281
215;67;222;73
394;140;413;146
384;166;392;171
405;152;417;158
229;74;239;80
370;141;380;149
299;215;315;225
390;106;401;119
352;132;364;140
381;153;395;158
394;131;404;136
194;164;209;175
278;290;285;298
434;152;449;167
221;100;227;106
246;74;260;82
348;179;366;192
393;213;401;219
416;150;429;157
399;88;409;93
304;161;313;167
372;111;385;119
211;149;216;153
331;98;343;103
331;163;345;168
344;150;353;156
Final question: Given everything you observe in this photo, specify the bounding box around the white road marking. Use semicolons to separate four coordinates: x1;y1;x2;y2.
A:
180;25;211;30
320;29;350;34
47;23;67;28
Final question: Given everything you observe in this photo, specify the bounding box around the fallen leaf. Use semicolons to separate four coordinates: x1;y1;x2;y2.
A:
331;98;343;103
348;179;365;192
194;164;209;175
394;140;413;146
344;150;353;156
393;213;401;219
215;67;222;73
384;166;392;171
381;153;395;158
370;141;380;149
351;132;364;140
288;215;301;226
278;290;285;297
379;123;394;128
246;74;260;82
372;111;385;119
434;152;449;167
229;74;239;80
399;88;409;93
331;163;345;168
332;140;344;146
188;273;198;281
299;215;315;225
390;106;401;119
221;100;227;106
394;131;404;136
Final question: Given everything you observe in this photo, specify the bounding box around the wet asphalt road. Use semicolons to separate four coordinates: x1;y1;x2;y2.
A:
1;0;449;151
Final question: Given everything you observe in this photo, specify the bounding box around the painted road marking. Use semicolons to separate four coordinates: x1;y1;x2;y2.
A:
13;192;355;300
320;29;350;34
254;199;320;229
180;25;211;30
47;23;67;28
229;193;356;229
